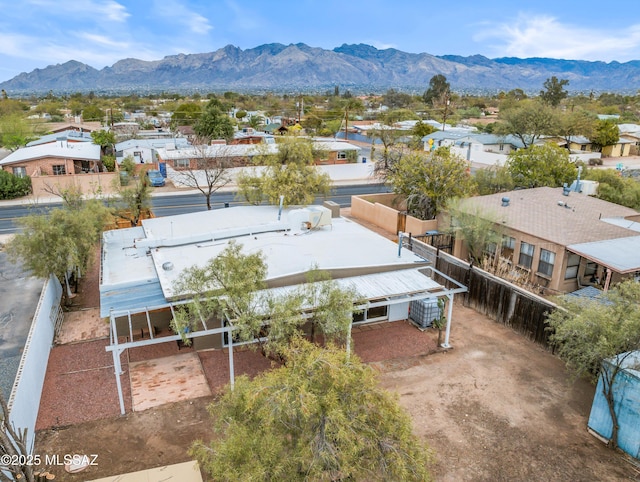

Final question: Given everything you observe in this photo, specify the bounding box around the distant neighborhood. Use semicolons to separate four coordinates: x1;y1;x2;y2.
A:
1;74;640;480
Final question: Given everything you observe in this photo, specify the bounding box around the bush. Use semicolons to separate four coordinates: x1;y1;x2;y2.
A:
102;155;116;172
0;170;31;199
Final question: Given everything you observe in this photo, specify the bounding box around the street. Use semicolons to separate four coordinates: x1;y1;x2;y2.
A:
0;184;390;234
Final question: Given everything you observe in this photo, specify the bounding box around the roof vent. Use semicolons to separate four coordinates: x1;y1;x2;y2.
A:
562;183;571;196
162;261;174;271
501;197;510;207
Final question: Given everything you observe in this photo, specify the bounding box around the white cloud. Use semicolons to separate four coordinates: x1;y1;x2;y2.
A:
26;0;130;22
153;0;212;35
474;14;640;62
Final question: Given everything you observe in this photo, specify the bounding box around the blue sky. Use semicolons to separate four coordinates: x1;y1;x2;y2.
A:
1;0;639;82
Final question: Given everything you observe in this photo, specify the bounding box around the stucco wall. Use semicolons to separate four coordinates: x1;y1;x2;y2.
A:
30;172;120;197
351;193;439;236
9;275;62;453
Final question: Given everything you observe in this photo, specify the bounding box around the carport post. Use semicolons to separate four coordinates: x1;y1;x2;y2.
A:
112;348;126;415
228;327;235;390
442;293;454;349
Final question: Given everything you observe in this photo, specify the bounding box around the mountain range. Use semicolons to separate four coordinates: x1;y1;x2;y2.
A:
2;43;639;95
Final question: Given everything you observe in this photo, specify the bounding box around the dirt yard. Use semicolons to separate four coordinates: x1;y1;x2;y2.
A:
33;246;640;481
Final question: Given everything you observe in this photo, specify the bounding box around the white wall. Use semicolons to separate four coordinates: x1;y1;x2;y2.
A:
9;275;62;453
388;301;410;322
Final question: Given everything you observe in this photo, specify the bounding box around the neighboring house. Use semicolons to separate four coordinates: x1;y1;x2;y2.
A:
601;137;633;157
311;138;361;163
262;123;282;135
26;129;93;147
618;124;640;155
156;143;276;170
115;138;191;165
110;122;140;139
46;121;102;134
0;141;118;196
453;187;640;294
423;131;524;167
232;128;276;145
156;139;362;170
546;135;594;153
100;205;466;414
174;125;196;143
0;141;102;177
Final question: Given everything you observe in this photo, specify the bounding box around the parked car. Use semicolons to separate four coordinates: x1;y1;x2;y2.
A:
146;169;165;187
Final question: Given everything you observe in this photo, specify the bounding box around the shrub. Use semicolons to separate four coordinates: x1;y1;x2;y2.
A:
0;170;31;199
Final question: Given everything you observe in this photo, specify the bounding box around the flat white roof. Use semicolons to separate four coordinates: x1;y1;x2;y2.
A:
100;206;428;314
0;141;100;166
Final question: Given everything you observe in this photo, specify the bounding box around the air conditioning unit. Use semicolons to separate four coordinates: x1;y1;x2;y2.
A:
580;180;599;196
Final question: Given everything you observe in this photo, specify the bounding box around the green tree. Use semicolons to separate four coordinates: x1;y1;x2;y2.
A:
111;175;152;227
409;120;437;149
191;338;433;481
173;242;358;359
583;168;640;210
540;76;569;107
7;196;109;299
553;110;596;147
339;97;364;141
0;113;38;150
591;119;620;152
170;102;202;127
82;104;104;123
194;100;234;141
495;101;559;148
387;148;474;220
445;199;503;264
237;138;331;207
422;74;450;105
546;279;640;449
506;143;577;188
91;129;116;155
473;164;515;195
0;170;31;199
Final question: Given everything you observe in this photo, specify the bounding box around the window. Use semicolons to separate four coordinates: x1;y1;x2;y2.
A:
537;249;556;277
337;151;347;160
501;236;516;260
485;242;497;257
52;165;66;175
174;158;190;168
499;143;505;151
518;242;534;269
565;253;580;279
580;145;587;151
12;166;26;177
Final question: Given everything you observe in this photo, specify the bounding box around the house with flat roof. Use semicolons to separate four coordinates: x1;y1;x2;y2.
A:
100;205;466;414
115;137;191;165
453;187;640;294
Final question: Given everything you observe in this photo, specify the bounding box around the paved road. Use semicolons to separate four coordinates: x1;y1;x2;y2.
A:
0;183;390;234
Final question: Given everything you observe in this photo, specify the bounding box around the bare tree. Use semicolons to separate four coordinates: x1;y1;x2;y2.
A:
0;393;35;482
174;140;233;210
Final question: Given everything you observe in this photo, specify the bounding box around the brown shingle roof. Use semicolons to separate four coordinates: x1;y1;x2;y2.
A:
460;187;638;246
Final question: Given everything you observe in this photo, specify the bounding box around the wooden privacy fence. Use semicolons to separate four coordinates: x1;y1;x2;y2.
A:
407;238;558;349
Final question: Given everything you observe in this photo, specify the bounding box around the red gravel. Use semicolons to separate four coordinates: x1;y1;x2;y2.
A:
198;347;275;394
36;321;439;430
36;339;132;430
